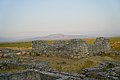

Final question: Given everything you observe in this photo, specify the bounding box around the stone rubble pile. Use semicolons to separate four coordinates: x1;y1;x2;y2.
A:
82;61;120;80
0;69;58;80
0;48;31;58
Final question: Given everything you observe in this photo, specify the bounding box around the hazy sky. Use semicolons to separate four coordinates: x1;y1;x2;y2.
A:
0;0;120;38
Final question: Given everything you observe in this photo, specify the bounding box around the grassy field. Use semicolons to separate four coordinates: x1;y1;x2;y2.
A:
0;42;32;50
48;53;120;73
2;53;119;73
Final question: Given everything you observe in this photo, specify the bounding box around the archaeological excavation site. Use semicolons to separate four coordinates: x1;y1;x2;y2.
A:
1;0;120;80
0;37;120;80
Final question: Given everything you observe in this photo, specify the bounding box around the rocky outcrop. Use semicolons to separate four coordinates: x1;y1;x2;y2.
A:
32;37;111;58
0;70;59;80
82;61;120;80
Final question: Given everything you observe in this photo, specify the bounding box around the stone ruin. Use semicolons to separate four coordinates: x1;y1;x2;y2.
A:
0;37;120;80
32;37;111;58
88;37;111;56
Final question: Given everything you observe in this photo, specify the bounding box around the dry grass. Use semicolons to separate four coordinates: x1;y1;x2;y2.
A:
0;67;27;73
0;53;119;73
109;37;120;50
32;54;119;73
0;47;32;50
0;42;32;50
0;63;27;73
83;38;96;44
111;42;120;51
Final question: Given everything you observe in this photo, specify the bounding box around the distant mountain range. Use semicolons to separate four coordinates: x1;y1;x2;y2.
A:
29;34;88;40
0;34;88;42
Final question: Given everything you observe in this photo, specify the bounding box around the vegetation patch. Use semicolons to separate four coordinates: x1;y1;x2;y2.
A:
31;55;119;73
0;42;31;50
101;63;116;72
0;63;27;73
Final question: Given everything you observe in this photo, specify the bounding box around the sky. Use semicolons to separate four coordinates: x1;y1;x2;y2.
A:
0;0;120;38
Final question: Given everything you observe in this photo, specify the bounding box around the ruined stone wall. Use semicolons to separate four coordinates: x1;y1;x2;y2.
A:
32;37;111;58
88;37;111;56
32;39;89;58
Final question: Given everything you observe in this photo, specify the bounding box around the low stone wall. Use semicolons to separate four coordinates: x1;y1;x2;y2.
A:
32;37;111;58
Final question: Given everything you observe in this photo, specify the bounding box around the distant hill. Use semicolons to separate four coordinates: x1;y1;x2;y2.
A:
30;34;88;40
0;34;88;42
1;34;120;42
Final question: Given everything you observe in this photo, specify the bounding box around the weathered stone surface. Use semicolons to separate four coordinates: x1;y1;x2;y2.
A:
82;61;120;80
32;37;111;58
0;70;59;80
